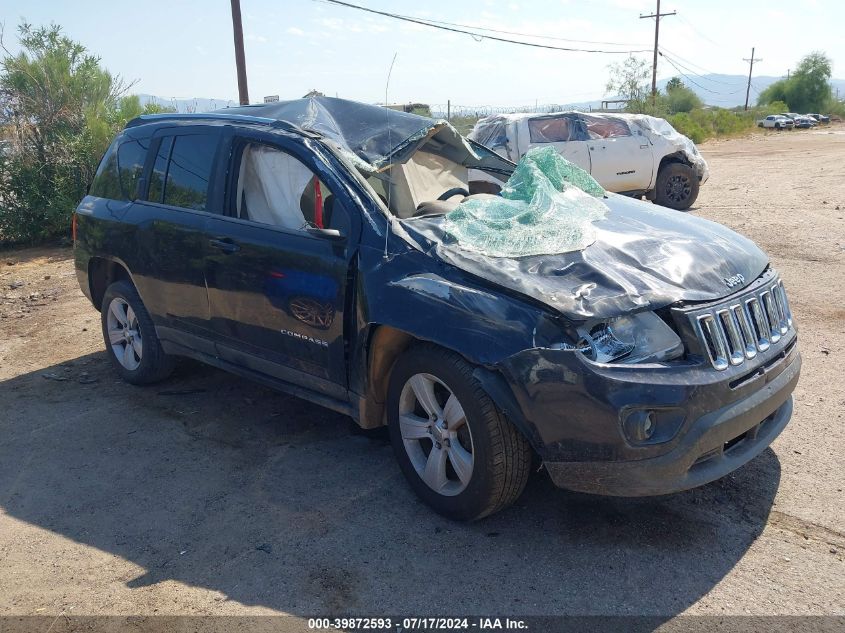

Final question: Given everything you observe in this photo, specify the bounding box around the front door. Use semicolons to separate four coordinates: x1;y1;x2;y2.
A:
581;115;653;192
203;134;357;398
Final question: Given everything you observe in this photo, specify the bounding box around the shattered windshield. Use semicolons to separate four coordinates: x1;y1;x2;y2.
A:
408;146;608;257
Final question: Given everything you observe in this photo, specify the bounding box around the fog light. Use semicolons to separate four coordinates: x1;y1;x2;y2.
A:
621;407;686;445
624;409;657;442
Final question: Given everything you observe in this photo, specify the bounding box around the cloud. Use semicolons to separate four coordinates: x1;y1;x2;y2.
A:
286;27;306;36
246;33;268;43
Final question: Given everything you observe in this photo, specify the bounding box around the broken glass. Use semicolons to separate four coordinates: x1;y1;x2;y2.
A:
442;147;607;257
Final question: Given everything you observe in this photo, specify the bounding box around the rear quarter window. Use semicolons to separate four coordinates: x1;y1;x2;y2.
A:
89;138;149;200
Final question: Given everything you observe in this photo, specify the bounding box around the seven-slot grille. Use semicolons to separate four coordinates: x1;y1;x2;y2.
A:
690;276;793;371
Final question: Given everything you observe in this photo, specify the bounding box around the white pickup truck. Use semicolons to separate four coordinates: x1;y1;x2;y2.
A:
468;111;709;210
757;114;795;129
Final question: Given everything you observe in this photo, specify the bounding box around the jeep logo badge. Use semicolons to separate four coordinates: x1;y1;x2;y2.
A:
724;273;745;288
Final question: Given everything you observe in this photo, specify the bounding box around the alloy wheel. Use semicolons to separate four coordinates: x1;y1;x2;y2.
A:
106;297;143;371
398;373;475;496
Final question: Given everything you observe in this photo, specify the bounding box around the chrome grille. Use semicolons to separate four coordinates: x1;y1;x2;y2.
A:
691;276;793;371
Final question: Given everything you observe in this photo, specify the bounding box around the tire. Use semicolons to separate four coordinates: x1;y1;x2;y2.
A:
654;162;700;210
386;345;532;521
775;122;781;129
101;280;174;385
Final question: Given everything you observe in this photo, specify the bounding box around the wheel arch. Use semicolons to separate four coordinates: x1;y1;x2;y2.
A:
357;324;540;454
88;257;133;310
658;151;693;174
357;324;425;429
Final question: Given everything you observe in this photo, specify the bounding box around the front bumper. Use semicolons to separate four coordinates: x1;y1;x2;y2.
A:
544;356;798;496
487;330;800;497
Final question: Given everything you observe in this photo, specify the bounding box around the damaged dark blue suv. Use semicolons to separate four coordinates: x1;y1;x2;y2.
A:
74;97;800;520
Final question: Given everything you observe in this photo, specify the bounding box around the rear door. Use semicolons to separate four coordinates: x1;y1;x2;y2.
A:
202;132;359;398
581;115;653;192
519;114;591;171
130;127;223;354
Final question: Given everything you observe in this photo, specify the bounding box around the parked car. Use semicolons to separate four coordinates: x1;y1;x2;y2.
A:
757;115;794;129
805;113;830;124
790;115;817;129
468;111;709;210
74;97;800;520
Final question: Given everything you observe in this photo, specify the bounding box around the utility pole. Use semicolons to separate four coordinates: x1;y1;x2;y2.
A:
640;0;676;104
743;47;762;111
230;0;250;105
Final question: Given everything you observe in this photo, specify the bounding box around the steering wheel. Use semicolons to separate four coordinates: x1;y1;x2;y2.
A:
437;187;469;201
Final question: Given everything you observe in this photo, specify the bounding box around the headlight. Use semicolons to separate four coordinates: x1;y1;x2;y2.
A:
560;312;684;364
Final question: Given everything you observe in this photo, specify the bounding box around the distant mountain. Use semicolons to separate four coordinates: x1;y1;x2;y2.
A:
137;94;237;113
657;75;845;108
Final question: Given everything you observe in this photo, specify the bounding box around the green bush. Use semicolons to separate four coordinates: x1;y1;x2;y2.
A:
0;23;174;246
667;112;707;143
667;108;758;144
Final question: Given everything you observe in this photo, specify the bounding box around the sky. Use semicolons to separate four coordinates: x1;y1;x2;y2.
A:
2;0;843;110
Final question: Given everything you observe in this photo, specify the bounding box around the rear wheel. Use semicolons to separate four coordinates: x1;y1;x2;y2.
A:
654;162;700;210
387;345;532;521
101;280;174;385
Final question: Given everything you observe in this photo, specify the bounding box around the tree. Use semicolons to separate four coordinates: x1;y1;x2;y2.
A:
665;77;684;93
757;51;833;113
606;56;651;105
0;23;168;244
757;80;788;108
664;77;703;114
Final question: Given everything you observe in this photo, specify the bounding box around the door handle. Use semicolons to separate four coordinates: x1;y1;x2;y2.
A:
209;238;240;253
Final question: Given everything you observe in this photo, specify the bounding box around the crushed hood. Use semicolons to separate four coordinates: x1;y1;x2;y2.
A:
405;193;768;320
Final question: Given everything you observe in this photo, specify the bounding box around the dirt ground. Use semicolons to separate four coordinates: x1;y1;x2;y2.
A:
0;127;843;623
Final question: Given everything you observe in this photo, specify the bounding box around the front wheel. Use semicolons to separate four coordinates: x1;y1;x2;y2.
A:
654;162;700;210
387;345;532;521
101;280;174;385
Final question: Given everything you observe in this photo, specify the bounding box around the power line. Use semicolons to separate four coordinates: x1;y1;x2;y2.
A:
314;0;652;54
659;52;721;94
659;51;746;90
390;15;647;47
675;14;723;48
659;47;741;84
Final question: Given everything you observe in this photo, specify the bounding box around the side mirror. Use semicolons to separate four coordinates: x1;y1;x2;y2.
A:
306;227;346;241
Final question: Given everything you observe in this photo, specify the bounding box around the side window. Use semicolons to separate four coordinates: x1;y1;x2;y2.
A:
90;138;149;200
581;115;632;139
145;133;217;211
234;142;347;233
528;117;572;143
163;134;217;210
